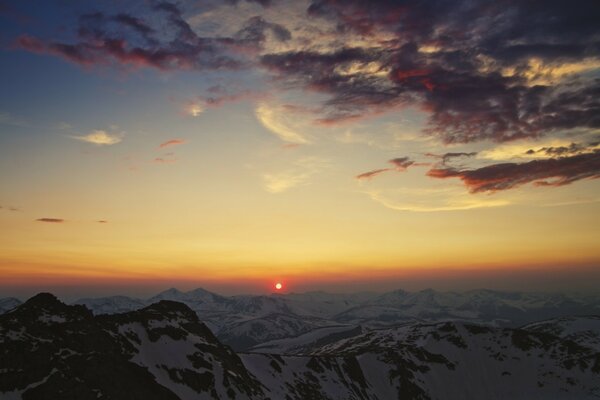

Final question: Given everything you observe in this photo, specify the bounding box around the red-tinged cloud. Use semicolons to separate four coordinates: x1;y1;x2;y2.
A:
427;150;600;193
15;2;287;72
159;139;185;149
356;157;415;180
36;218;65;223
426;152;478;166
389;157;414;171
356;168;390;180
259;0;600;143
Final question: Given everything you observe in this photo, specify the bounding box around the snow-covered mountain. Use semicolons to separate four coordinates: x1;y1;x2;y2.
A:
2;293;598;399
75;295;147;315
0;297;21;314
0;293;263;399
524;315;600;351
63;287;600;351
217;312;335;351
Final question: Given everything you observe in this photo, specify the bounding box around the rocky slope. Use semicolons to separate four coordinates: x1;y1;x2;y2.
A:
1;293;599;399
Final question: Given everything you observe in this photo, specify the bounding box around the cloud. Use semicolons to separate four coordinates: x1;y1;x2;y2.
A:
0;206;20;212
97;220;108;224
159;139;186;148
15;3;245;71
427;150;600;193
72;130;122;145
255;102;310;144
258;0;600;144
389;157;414;170
234;16;291;51
185;101;205;117
356;168;390;180
356;157;415;180
262;156;329;193
426;152;478;167
36;218;65;223
526;142;599;157
262;171;310;193
363;187;510;212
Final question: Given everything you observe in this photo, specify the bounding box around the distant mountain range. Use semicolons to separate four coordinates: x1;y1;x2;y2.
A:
43;287;600;351
1;293;599;399
2;288;600;352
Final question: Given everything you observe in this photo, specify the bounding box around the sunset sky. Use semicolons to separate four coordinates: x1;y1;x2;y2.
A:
1;0;599;298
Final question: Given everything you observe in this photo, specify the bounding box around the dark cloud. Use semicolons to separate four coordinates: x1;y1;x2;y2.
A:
261;0;600;143
235;16;291;48
356;157;415;180
427;150;600;193
225;0;272;7
426;152;477;165
97;220;108;224
526;142;596;157
112;13;157;45
389;157;414;170
356;168;390;180
16;2;253;71
36;218;65;223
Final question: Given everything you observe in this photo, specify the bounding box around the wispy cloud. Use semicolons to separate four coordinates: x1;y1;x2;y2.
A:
263;171;310;193
262;156;329;193
185;101;205;117
36;218;65;223
356;157;415;180
363;187;510;212
159;139;186;149
255;102;310;144
356;168;391;180
72;130;122;145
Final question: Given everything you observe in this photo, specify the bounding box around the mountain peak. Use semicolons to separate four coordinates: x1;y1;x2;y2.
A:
10;292;92;321
143;299;198;318
25;292;60;305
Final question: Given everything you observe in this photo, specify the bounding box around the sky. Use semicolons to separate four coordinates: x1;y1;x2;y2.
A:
0;0;599;299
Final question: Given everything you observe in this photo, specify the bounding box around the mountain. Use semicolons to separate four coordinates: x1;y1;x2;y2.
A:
217;312;335;351
74;295;146;315
0;297;21;314
147;288;233;311
0;293;264;399
249;324;363;354
2;293;599;399
524;315;600;351
67;287;600;350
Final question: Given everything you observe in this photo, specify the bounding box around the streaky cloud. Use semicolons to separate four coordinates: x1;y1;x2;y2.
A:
36;218;65;223
159;139;186;149
427;150;600;193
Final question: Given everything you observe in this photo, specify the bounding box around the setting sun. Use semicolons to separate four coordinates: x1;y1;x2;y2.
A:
275;283;282;290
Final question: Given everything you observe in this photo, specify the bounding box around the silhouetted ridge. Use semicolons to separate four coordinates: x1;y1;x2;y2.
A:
143;299;199;318
23;292;60;306
15;292;92;320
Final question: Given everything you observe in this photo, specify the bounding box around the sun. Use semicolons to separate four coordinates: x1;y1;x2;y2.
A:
275;282;282;290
